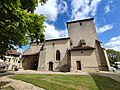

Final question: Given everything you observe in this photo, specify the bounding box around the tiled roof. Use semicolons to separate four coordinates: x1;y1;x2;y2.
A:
22;45;42;56
31;37;70;44
22;52;39;56
70;46;95;51
7;50;21;56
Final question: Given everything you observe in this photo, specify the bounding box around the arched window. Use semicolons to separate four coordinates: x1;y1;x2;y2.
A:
56;50;60;61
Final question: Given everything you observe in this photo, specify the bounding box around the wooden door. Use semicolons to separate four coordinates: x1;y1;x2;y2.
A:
49;62;53;71
76;61;81;70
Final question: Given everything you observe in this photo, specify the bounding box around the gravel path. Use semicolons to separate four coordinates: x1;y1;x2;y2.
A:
90;71;120;83
0;76;45;90
98;73;120;83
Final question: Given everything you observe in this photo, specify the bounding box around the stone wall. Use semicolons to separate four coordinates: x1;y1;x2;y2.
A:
95;40;109;71
37;50;46;71
43;39;71;71
70;50;99;72
67;19;98;47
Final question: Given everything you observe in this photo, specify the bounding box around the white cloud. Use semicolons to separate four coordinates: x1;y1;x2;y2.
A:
34;0;68;21
104;36;120;51
90;0;101;16
104;0;113;14
71;0;101;20
44;23;68;39
59;29;68;37
58;0;68;14
34;0;58;21
110;36;120;41
104;5;110;14
96;24;113;34
108;0;113;4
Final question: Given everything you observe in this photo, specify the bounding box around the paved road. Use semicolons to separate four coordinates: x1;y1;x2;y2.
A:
116;69;120;73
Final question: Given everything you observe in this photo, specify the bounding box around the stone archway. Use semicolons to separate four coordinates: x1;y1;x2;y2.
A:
22;54;39;70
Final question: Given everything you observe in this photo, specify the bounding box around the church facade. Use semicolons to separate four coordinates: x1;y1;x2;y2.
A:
21;18;111;72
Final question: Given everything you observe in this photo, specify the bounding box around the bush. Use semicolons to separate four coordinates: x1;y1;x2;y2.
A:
60;64;70;72
112;64;118;69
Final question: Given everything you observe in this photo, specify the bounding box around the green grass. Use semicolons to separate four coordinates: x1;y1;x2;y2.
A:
10;74;120;90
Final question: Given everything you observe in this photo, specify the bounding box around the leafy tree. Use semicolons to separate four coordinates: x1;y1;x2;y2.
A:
106;49;120;67
0;0;47;56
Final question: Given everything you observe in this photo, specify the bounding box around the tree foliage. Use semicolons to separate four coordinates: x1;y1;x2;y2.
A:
106;49;120;66
0;0;47;56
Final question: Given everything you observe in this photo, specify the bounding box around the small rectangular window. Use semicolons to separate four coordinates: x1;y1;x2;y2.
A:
52;43;55;46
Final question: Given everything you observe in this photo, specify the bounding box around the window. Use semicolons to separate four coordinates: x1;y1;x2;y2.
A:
79;22;82;26
52;43;55;46
70;40;73;45
9;58;11;62
18;61;20;63
56;50;60;61
81;52;83;54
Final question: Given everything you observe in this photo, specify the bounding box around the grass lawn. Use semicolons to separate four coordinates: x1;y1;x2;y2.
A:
10;74;120;90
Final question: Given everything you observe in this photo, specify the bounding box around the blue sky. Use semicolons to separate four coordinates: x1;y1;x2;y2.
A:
20;0;120;52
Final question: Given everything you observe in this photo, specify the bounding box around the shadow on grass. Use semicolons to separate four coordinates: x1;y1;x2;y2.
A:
0;72;15;77
89;73;120;90
0;81;15;90
0;81;10;87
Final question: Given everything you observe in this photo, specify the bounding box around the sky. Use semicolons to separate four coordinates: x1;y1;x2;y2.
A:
20;0;120;52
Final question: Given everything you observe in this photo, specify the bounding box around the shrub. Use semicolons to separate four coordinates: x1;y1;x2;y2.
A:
60;64;70;72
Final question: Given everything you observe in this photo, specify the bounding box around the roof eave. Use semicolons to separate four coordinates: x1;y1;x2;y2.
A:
70;46;95;51
66;18;94;25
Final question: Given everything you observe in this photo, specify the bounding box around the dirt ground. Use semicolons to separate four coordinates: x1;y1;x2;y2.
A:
0;75;44;90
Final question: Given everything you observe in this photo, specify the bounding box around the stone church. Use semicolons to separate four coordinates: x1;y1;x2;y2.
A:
21;18;111;72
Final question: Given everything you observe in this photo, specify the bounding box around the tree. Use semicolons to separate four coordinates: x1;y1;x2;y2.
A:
106;49;120;67
0;0;47;56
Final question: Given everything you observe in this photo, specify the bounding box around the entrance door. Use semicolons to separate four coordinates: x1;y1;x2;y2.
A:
76;61;81;70
49;62;53;71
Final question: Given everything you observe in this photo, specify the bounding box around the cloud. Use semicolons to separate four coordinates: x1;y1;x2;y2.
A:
110;36;120;41
58;0;68;14
104;5;110;14
59;29;68;37
104;0;113;14
96;24;113;33
71;0;101;20
104;36;120;51
34;0;68;21
34;0;58;21
108;0;113;4
44;23;68;39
